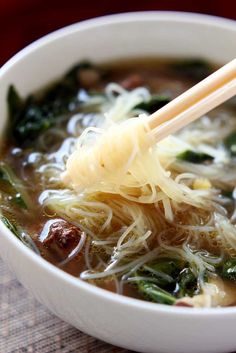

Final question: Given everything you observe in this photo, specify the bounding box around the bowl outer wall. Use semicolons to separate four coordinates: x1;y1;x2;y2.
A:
0;12;236;353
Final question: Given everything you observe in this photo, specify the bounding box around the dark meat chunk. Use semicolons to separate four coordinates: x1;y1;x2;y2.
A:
78;68;101;88
120;74;143;90
37;219;84;266
43;220;81;251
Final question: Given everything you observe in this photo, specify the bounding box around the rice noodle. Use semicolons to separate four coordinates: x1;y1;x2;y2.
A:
34;83;236;307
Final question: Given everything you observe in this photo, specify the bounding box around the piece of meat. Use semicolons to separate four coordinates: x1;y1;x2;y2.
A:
78;68;100;88
203;277;236;307
175;294;211;308
175;301;193;308
43;220;81;251
120;74;143;90
175;277;236;308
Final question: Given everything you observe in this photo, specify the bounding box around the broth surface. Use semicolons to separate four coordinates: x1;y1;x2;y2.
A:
1;58;236;307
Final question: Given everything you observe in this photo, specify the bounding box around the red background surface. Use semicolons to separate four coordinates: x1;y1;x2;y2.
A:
0;0;235;66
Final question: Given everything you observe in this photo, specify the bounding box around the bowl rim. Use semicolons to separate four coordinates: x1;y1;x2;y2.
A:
1;11;236;317
1;10;236;74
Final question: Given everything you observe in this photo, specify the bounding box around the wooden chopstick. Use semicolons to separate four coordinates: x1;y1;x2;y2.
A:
147;59;236;140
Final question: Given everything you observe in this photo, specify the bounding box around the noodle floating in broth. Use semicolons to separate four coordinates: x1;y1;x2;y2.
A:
1;59;236;307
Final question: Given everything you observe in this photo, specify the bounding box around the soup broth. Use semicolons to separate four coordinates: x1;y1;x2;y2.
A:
1;58;236;307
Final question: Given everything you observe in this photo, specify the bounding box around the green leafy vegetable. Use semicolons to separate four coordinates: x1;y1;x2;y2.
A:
7;85;23;126
175;268;198;298
221;190;234;200
219;259;236;281
0;214;40;254
135;95;171;114
0;162;28;209
149;258;181;276
134;258;200;304
65;60;97;83
140;258;180;287
8;86;75;144
143;258;182;285
7;61;102;145
1;215;20;238
224;131;236;156
137;281;176;305
177;150;213;164
171;59;212;80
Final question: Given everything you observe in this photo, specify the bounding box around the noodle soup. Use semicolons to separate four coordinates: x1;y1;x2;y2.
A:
1;58;236;307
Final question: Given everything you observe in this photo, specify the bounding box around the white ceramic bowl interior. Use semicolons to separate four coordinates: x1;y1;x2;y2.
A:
0;12;236;353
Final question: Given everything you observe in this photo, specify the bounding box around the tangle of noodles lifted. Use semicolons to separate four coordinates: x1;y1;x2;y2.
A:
1;59;236;307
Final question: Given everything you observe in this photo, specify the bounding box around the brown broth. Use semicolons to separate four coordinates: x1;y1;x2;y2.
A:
2;58;235;306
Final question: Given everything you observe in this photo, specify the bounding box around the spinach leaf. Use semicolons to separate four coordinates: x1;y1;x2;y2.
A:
137;281;176;305
143;258;182;285
221;190;234;200
174;268;198;298
177;150;213;163
135;95;171;114
219;259;236;281
224;131;236;156
8;86;76;144
7;85;23;126
13;98;56;143
0;162;27;209
0;166;10;183
65;60;96;83
171;59;212;80
134;258;200;304
1;214;40;254
1;215;20;239
8;61;102;145
149;258;181;275
144;257;183;278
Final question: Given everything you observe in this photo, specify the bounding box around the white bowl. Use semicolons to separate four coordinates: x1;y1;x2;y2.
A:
0;12;236;353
